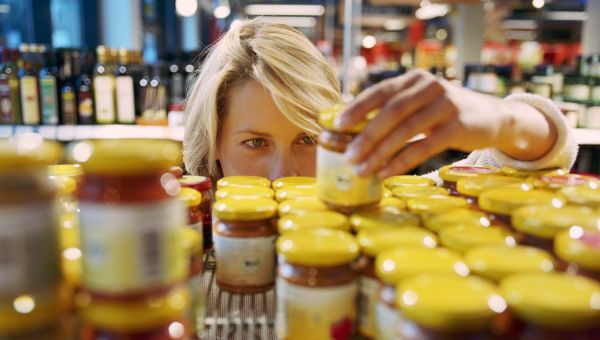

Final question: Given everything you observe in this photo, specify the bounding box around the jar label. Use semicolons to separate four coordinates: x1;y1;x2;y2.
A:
20;76;40;125
79;199;187;294
276;277;357;340
358;275;381;338
375;301;402;340
93;75;115;124
317;146;382;207
214;234;276;287
564;84;591;102
115;75;136;123
0;202;60;294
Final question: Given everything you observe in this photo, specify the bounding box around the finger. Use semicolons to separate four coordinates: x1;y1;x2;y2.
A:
334;70;424;129
377;121;459;178
354;95;457;176
168;166;185;178
345;75;445;163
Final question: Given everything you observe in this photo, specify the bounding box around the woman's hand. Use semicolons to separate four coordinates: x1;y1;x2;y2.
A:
335;70;557;178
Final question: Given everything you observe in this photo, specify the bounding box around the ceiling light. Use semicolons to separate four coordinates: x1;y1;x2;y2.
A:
244;4;325;16
532;0;545;9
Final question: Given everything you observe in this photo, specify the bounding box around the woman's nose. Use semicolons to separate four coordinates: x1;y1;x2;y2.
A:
268;151;298;180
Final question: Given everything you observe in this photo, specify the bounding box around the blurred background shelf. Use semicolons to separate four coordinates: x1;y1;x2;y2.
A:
0;125;185;142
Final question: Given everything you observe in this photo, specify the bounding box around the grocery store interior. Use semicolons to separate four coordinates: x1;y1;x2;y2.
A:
1;0;600;339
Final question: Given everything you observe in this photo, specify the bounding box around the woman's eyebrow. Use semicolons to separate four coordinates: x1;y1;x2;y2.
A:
234;129;272;137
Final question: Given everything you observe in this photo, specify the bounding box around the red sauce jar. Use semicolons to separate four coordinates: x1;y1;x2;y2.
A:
178;176;213;249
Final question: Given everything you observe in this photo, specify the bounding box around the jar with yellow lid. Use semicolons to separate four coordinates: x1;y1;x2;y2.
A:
478;187;564;231
275;186;318;202
181;227;204;337
374;247;468;340
349;206;419;233
178;175;213;250
501;166;565;179
456;175;523;205
532;173;600;191
278;210;349;234
272;176;316;190
422;208;491;233
277;197;328;216
406;195;469;216
555;228;600;281
78;286;191;340
215;186;274;200
316;104;382;214
395;275;505;339
48;163;83;178
70;139;187;298
383;175;435;190
213;198;278;293
378;196;405;210
512;205;599;253
179;188;202;230
439;165;500;195
439;224;517;254
391;185;448;200
383;187;392;198
356;228;437;338
500;273;600;338
216;175;270;189
465;246;555;282
559;185;600;209
276;228;360;340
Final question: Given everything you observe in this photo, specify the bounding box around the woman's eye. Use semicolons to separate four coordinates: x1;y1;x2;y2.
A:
299;135;316;145
242;138;267;148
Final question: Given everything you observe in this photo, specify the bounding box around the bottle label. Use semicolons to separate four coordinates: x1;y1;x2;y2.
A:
375;301;402;340
115;76;136;123
9;77;21;124
93;75;115;124
358;275;382;338
276;277;357;340
77;91;94;123
592;86;600;102
61;90;77;125
40;76;59;125
564;84;591;102
0;79;13;124
20;76;40;124
317;146;382;207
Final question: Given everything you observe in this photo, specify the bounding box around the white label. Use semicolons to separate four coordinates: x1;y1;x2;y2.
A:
375;301;402;340
79;199;186;293
585;106;600;129
93;75;115;123
214;234;276;287
115;76;136;123
358;276;382;338
317;146;382;207
20;76;40;124
564;84;591;102
276;277;357;340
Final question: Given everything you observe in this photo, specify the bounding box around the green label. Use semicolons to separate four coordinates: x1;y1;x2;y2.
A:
40;77;59;125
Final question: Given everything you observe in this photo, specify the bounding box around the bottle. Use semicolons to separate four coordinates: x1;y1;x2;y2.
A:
93;46;116;124
131;50;144;118
59;50;77;125
75;50;94;124
563;56;591;105
39;47;60;125
0;48;22;124
114;49;136;124
18;44;41;125
587;54;600;128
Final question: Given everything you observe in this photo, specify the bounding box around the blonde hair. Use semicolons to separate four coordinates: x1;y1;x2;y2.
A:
183;18;341;180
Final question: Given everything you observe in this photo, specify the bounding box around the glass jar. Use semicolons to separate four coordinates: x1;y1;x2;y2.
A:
383;175;435;190
512;205;599;253
71;139;187;298
555;228;600;281
178;188;202;230
465;246;555;282
375;247;467;340
532;173;600;191
216;175;270;189
273;176;316;190
276;228;360;340
391;185;448;201
181;227;203;337
212;197;278;293
349;206;419;233
439;165;500;195
215;186;274;200
178;175;213;250
559;185;600;209
275;186;318;202
278;210;350;234
406;195;469;216
439;224;517;254
500;273;600;338
395;275;504;339
456;175;523;206
422;208;491;233
316;105;382;214
501;166;564;179
277;197;328;216
356;228;438;338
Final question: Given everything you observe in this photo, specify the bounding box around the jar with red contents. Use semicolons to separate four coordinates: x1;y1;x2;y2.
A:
178;176;213;249
439;165;500;195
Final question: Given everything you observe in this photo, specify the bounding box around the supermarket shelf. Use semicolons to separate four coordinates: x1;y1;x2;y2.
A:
0;125;184;142
574;128;600;145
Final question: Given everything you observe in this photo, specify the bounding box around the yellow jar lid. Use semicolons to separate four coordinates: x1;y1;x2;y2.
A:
479;187;564;216
456;175;523;197
534;173;600;191
383;176;435;190
512;205;599;239
181;226;203;255
350;206;419;232
275;186;318;202
78;286;190;333
213;198;277;221
278;210;349;234
215;186;274;200
277;197;328;216
422;208;491;233
440;225;516;254
318;104;377;133
465;246;554;282
501;166;565;179
500;273;600;330
392;186;448;200
68;139;181;176
48;176;77;196
272;176;316;190
396;275;502;332
276;228;360;267
555;228;600;271
178;188;201;208
178;175;211;187
383;188;392;198
358;227;438;257
379;197;405;210
375;247;468;285
48;164;82;177
439;165;499;183
559;185;600;208
406;195;468;215
216;175;271;189
0;136;62;170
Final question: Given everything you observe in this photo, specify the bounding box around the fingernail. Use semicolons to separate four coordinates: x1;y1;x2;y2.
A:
344;146;359;162
353;163;369;176
334;116;346;128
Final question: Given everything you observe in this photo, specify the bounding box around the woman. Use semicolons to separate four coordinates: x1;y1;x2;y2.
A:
183;18;577;183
